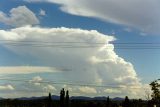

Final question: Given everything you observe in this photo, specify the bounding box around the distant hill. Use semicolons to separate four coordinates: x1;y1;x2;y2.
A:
112;97;124;101
1;96;124;101
93;96;107;100
51;95;59;100
0;97;4;100
16;96;47;100
70;96;92;100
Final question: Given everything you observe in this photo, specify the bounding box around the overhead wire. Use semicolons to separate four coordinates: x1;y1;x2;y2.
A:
0;40;155;95
0;39;160;44
0;39;160;49
0;78;143;89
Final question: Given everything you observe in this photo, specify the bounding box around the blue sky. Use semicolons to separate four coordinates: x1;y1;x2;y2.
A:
0;0;160;98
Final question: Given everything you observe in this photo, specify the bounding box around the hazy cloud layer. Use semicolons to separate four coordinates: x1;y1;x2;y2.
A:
79;87;97;94
104;88;121;94
25;0;160;34
0;26;143;97
0;6;39;27
0;66;58;74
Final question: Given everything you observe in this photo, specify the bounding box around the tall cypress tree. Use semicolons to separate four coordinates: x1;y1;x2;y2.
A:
60;88;65;107
66;90;69;107
123;96;130;107
106;96;110;107
48;92;52;107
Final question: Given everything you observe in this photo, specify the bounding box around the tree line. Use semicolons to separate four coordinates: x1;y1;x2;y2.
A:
0;79;160;107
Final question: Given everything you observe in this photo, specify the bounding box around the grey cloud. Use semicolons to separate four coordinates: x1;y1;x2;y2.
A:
0;6;39;27
27;0;160;35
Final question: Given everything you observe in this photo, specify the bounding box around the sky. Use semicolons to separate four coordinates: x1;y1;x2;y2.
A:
0;0;160;98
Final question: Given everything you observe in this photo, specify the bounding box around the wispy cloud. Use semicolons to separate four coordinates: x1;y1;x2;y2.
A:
79;87;97;94
26;0;160;34
0;66;58;74
104;88;121;94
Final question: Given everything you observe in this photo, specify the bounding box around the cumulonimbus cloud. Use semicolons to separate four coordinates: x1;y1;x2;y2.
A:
0;26;143;97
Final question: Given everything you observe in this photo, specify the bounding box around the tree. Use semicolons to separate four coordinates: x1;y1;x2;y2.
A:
123;96;130;107
149;79;160;100
106;96;110;107
60;88;65;107
65;90;69;107
48;92;52;107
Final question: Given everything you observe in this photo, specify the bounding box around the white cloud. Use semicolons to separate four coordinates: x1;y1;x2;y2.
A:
104;88;121;94
79;87;97;94
0;26;143;97
0;6;39;27
29;76;43;86
26;0;160;34
31;76;43;82
23;76;57;93
27;76;57;93
63;85;73;92
0;66;58;74
43;84;57;92
39;9;46;16
0;85;14;90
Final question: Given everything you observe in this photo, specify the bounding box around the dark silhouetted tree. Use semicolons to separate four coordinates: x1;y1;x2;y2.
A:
123;96;130;107
48;92;52;107
65;90;69;107
106;96;110;107
150;79;160;100
60;88;65;107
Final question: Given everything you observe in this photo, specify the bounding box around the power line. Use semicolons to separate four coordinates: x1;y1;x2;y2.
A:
0;40;104;44
3;44;160;49
1;40;160;49
0;78;142;89
0;39;160;44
